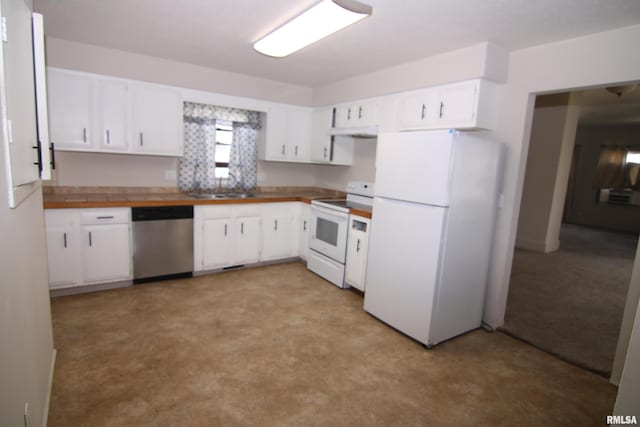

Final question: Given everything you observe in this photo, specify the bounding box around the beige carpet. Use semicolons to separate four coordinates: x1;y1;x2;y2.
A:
502;223;638;377
50;262;616;426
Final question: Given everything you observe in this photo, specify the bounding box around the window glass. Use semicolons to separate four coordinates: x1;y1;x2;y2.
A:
626;151;640;165
214;121;233;178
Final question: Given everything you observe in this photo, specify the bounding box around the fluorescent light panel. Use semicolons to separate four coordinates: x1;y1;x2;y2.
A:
253;0;372;58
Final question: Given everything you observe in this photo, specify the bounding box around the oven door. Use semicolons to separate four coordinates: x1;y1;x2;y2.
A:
310;205;349;263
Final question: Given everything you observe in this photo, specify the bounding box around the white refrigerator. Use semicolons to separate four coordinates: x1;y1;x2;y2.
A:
363;130;503;347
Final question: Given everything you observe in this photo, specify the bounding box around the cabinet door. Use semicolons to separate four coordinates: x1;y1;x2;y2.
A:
288;109;310;162
131;84;183;156
309;108;332;163
262;213;294;261
299;203;310;261
333;104;354;128
435;81;478;128
45;226;82;288
265;107;288;161
234;216;261;264
345;217;370;291
48;69;94;149
397;88;437;130
356;101;378;127
202;218;233;269
99;79;129;151
83;223;131;283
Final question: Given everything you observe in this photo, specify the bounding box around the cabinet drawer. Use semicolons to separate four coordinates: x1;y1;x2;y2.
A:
199;205;234;220
45;209;78;227
80;208;130;225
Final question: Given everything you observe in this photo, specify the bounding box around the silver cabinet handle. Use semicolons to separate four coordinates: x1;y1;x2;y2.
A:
82;127;87;143
356;238;361;253
139;132;144;147
281;144;285;155
421;104;426;120
241;222;244;234
274;220;278;231
106;129;110;144
303;220;307;231
224;224;227;236
294;145;298;156
63;232;67;248
323;147;327;159
347;107;351;120
96;215;114;220
439;102;444;118
358;106;362;119
88;231;92;247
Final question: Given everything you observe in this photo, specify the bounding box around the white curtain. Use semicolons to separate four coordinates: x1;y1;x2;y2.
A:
229;123;258;191
178;118;217;191
178;102;261;191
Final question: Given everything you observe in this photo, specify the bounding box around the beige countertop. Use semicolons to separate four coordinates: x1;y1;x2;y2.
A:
42;186;372;218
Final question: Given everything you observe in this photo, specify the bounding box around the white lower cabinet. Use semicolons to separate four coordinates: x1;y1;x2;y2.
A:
195;205;262;271
45;210;82;288
261;203;299;262
45;208;133;289
299;203;310;261
234;214;261;264
344;215;371;291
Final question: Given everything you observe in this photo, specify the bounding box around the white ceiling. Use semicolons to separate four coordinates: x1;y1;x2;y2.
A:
34;0;640;88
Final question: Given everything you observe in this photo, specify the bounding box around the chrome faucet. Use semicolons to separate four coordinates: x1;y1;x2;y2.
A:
218;172;237;193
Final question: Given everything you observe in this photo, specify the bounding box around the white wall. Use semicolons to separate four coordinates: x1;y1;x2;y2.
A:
486;23;640;329
45;38;313;106
312;139;377;190
312;42;508;106
43;38;321;189
516;93;581;253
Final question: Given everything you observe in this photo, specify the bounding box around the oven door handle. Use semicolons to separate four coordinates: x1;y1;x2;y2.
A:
310;204;349;221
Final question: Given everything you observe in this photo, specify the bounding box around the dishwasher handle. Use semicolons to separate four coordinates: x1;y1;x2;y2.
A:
132;206;194;221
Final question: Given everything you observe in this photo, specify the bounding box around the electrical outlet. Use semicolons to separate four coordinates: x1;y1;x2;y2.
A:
24;402;30;427
164;170;177;181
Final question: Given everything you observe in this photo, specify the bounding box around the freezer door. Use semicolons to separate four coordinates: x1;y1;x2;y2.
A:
363;197;446;345
374;130;455;206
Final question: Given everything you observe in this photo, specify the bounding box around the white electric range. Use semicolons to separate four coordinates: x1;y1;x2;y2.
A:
307;181;374;288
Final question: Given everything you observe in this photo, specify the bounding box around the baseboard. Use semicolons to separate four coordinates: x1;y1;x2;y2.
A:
515;236;559;253
42;348;57;427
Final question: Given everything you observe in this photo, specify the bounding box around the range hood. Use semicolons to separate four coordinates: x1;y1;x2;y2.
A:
327;125;378;138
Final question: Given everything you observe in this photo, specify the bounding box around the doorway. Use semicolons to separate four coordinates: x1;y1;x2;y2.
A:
501;88;640;377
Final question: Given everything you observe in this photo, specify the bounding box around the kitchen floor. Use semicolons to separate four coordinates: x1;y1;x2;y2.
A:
49;262;616;427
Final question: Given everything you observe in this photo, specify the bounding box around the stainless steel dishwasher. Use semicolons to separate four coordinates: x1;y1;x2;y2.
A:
132;206;194;283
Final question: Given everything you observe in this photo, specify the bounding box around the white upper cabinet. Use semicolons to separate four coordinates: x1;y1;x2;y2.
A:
397;79;499;131
333;100;378;128
309;108;333;163
131;83;183;156
47;68;184;157
98;79;130;151
48;68;95;150
261;106;311;163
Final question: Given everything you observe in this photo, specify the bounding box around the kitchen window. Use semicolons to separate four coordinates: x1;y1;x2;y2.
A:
178;102;261;191
214;121;233;179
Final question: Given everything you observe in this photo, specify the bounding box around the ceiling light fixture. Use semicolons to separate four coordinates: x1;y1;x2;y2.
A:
253;0;372;58
605;85;638;98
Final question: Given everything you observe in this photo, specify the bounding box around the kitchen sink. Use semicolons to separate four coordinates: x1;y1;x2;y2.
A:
188;192;257;199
